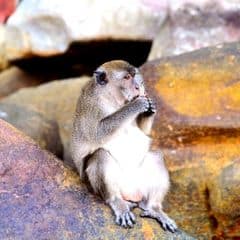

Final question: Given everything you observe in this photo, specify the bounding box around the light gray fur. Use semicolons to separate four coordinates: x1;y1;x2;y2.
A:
71;60;177;232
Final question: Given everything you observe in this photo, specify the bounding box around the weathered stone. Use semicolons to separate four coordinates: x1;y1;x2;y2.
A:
0;102;62;157
141;42;240;148
0;25;29;63
0;66;45;99
149;0;240;60
2;42;240;238
0;119;194;239
1;76;91;166
5;0;167;59
141;42;240;238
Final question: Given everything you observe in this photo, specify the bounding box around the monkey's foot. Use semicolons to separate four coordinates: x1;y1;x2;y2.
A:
107;198;136;228
115;210;136;228
127;201;138;209
141;210;177;233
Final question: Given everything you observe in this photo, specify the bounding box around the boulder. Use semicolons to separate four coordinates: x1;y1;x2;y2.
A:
0;119;193;239
5;0;167;59
1;76;91;166
141;42;240;148
0;102;62;157
141;42;240;238
3;0;240;61
149;0;240;60
0;66;45;99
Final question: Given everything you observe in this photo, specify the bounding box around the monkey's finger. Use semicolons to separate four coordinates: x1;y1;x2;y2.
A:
149;107;156;113
161;221;167;231
167;223;178;233
115;216;121;226
120;216;127;228
125;213;134;228
129;212;136;223
165;220;178;233
149;101;156;109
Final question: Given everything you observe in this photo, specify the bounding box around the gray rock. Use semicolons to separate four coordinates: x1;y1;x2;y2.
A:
0;66;45;99
6;0;167;59
1;76;91;166
149;0;240;60
0;102;63;157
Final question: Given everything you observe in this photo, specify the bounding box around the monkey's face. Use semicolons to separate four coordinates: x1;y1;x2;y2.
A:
117;69;145;102
94;60;146;104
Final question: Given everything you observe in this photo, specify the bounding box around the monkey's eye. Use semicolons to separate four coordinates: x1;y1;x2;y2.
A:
124;74;131;80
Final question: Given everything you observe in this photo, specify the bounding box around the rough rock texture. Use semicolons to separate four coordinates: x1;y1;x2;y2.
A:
149;0;240;60
0;66;45;99
0;76;91;166
2;42;240;238
0;119;194;239
4;0;240;60
141;42;240;238
0;102;63;157
5;0;167;59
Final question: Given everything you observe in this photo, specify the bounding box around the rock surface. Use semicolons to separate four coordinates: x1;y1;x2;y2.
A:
141;42;240;238
0;102;63;156
149;0;240;59
0;66;45;99
1;42;240;238
3;0;240;61
1;76;91;166
5;0;167;59
0;119;194;239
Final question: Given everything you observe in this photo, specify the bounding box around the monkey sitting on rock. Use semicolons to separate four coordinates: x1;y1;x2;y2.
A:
71;60;177;232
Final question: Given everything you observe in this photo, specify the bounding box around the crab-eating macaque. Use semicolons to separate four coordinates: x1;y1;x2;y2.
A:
71;60;177;232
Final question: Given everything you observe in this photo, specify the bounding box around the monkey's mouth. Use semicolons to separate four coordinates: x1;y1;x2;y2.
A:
125;95;138;104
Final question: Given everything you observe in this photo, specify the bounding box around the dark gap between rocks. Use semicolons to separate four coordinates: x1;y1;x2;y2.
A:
204;187;219;232
12;40;152;80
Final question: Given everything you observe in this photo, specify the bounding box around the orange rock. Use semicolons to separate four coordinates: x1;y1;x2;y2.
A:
141;42;240;238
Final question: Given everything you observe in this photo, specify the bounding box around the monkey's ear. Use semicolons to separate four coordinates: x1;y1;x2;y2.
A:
94;71;108;85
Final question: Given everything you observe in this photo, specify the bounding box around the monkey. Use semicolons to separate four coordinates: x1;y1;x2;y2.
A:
71;60;177;232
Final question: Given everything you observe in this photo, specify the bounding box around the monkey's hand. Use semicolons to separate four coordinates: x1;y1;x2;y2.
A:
144;97;156;116
130;96;150;113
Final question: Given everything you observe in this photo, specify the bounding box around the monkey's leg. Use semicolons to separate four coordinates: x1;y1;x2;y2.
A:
137;114;155;135
85;148;136;228
139;151;178;233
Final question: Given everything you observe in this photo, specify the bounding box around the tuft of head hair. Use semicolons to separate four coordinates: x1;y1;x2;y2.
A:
99;60;136;77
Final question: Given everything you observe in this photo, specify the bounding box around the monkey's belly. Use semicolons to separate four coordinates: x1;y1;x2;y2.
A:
103;126;151;202
103;126;151;168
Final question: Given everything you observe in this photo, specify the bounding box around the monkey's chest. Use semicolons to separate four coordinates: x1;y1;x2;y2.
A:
103;126;150;167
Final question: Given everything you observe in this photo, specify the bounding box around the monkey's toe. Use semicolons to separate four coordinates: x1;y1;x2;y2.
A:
158;216;177;233
141;210;178;233
115;211;136;228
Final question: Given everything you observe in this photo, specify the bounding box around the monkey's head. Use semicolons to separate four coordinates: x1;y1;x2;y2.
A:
94;60;145;103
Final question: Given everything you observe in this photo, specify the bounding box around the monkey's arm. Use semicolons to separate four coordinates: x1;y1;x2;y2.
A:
96;97;149;140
